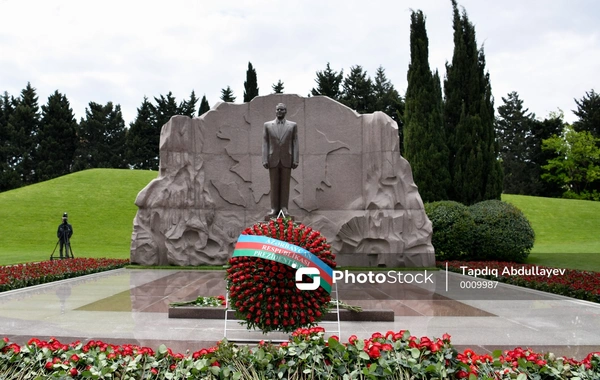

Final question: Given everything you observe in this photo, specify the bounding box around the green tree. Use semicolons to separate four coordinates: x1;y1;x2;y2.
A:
529;113;564;197
179;90;199;118
243;62;259;102
573;89;600;139
151;92;180;131
220;86;236;102
443;0;502;204
74;102;127;170
199;95;210;116
373;66;404;125
311;63;343;100
8;82;40;186
403;10;450;202
542;125;600;200
126;97;158;170
0;92;19;192
272;80;285;94
495;91;538;195
340;65;374;113
35;91;78;182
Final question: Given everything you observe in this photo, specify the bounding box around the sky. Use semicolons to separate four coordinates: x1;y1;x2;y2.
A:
1;0;599;125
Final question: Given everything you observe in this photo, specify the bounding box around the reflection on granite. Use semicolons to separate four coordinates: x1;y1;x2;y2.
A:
0;268;599;360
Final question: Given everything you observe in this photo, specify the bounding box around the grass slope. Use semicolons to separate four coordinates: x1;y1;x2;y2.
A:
0;171;598;271
0;169;157;265
502;194;600;271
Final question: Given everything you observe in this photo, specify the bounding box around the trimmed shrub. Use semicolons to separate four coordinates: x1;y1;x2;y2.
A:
424;201;476;260
469;200;535;262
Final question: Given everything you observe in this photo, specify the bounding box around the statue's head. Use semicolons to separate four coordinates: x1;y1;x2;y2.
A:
276;103;287;120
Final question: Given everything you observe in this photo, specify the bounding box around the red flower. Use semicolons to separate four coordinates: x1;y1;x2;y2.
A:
368;346;381;359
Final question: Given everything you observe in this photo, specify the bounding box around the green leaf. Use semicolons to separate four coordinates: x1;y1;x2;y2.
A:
158;344;168;355
359;351;370;360
410;348;421;359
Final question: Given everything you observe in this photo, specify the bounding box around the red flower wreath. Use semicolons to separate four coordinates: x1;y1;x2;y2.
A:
225;218;336;333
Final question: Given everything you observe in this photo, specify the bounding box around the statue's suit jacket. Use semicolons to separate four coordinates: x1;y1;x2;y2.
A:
262;119;299;168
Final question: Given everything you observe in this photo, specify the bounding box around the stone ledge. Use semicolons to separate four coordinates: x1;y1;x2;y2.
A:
168;307;394;322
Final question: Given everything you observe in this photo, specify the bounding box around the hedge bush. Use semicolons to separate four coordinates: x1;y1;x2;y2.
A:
425;200;535;262
469;200;535;262
423;201;476;261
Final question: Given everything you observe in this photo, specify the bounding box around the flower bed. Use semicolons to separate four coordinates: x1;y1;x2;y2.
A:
0;258;130;292
1;328;598;379
440;261;600;303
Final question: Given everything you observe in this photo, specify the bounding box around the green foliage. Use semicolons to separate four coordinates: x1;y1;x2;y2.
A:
179;90;199;118
243;62;259;102
542;125;600;200
444;1;503;205
126;96;158;170
424;201;475;260
426;200;534;262
0;91;19;192
573;89;600;139
272;79;284;94
220;86;236;102
36;90;78;182
311;62;343;100
340;65;374;113
496;91;540;195
469;200;535;262
74;101;127;170
199;94;210;115
529;115;564;197
404;10;450;202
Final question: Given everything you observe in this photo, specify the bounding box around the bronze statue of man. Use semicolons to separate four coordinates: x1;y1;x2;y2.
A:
262;103;299;217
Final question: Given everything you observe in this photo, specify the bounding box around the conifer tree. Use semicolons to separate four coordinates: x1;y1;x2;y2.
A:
126;97;157;170
373;66;404;125
340;65;374;113
443;0;502;204
220;86;236;102
74;102;126;170
403;10;450;202
179;90;199;118
311;63;343;100
199;95;210;115
495;91;538;195
272;80;285;94
0;92;19;191
8;82;40;185
152;92;179;130
243;62;259;102
36;91;78;181
573;89;600;139
199;95;210;116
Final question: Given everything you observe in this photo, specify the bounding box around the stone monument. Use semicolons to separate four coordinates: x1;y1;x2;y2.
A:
130;94;435;267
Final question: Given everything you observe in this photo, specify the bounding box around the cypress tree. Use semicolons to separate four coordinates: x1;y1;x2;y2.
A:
311;63;343;100
403;10;450;202
199;95;210;116
126;97;157;170
443;0;502;204
243;62;259;102
36;90;78;181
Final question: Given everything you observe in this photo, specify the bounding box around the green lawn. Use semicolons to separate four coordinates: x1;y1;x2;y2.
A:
0;169;157;265
502;194;600;271
0;171;598;272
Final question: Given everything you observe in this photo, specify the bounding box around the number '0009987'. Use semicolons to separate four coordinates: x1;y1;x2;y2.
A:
460;280;498;289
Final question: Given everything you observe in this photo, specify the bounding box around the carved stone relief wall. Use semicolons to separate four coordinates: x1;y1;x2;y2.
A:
130;94;435;267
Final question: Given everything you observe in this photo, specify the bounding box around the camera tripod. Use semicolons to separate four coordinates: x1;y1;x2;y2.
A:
50;233;74;260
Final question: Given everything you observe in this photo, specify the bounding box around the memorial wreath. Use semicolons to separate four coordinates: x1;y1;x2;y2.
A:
226;218;336;333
